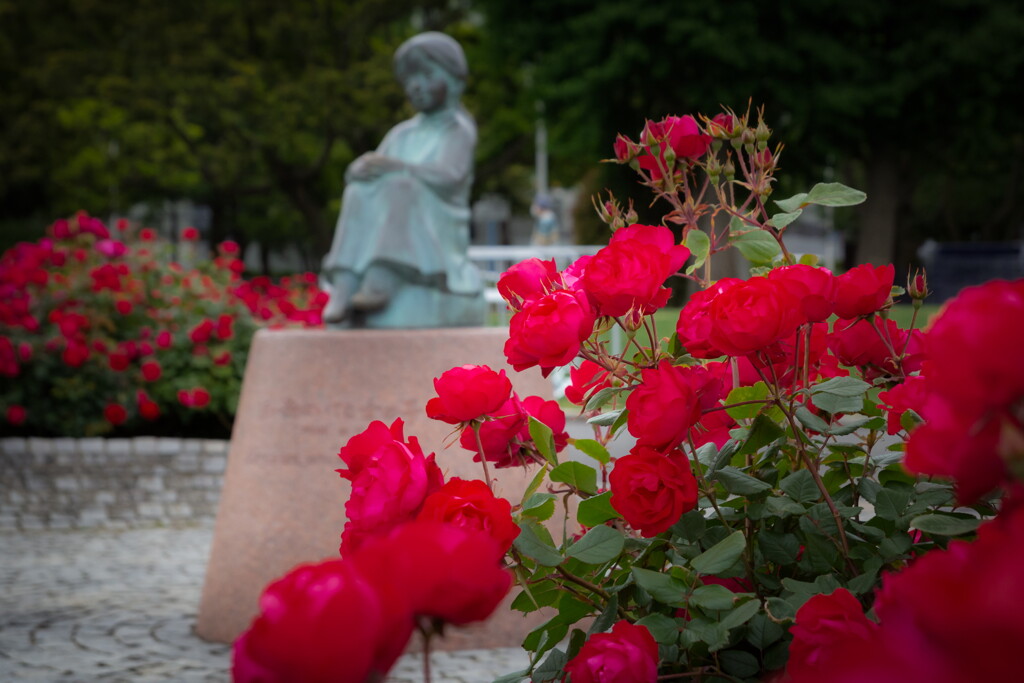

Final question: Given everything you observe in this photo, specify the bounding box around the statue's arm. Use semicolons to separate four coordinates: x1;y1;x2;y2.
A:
400;123;475;190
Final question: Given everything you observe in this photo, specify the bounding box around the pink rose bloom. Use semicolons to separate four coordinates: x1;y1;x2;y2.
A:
833;263;894;319
564;621;659;683
707;276;803;357
582;224;690;321
675;278;743;358
768;264;836;323
232;559;402;683
95;239;128;259
610;445;697;537
505;289;595;376
497;258;560;311
626;360;721;451
426;364;513;424
336;420;444;555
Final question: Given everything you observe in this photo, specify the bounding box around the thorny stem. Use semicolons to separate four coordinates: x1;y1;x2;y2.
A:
555;566;631;621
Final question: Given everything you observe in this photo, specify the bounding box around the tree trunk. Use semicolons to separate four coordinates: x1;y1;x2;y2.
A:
855;155;900;266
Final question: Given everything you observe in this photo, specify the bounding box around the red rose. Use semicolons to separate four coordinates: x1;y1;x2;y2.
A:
215;314;234;340
767;264;836;323
189;319;214;344
497;258;560;311
833;263;894;319
829;318;921;381
675;278;743;358
637;115;712;179
707;112;738;138
104;403;127;426
218;240;240;255
156;330;172;348
353;521;511;626
707;276;803;357
181;226;200;241
139;228;157;241
336;420;444;555
232;559;401;683
612;133;640;161
177;388;210;409
213;351;232;366
878;375;927;435
626;360;720;451
115;299;133;316
6;405;27;425
137;391;160;420
787;589;879;681
425;364;513;424
504;289;595;377
581;224;690;321
459;394;567;468
107;351;130;372
564;359;613;406
610;445;698;537
417;477;520;553
563;620;659;683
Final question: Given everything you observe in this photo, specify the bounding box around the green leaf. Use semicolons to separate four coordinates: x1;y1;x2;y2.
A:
681;617;730;652
720;648;761;678
584;387;620;413
671;510;707;542
689;584;739;611
737;413;785;455
874;488;910;521
758;531;801;565
493;670;529;683
684;229;711;274
909;513;981;536
746;613;785;650
794;405;830;433
731;229;782;264
521;493;556;522
775;182;866;212
578;491;622;527
632;567;687;605
691;530;746;575
528;416;558;466
764;496;806;518
573;438;610;465
566;525;624;564
511;579;561;612
724;381;770;420
708;439;739;476
635;613;679;645
811;376;871;414
587;408;622;426
514;522;563;567
532;648;568;683
549;461;598;495
711;466;772;496
587;594;619;636
721;599;760;630
767;209;803;229
779;469;821;503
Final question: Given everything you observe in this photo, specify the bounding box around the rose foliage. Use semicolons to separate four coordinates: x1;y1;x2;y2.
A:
0;213;326;437
236;107;1024;681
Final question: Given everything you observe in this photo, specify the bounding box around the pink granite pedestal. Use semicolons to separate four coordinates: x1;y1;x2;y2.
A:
195;327;555;649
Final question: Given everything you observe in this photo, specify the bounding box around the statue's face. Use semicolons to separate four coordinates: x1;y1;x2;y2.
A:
400;54;449;113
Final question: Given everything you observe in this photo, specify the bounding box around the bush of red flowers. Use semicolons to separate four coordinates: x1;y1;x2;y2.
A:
0;213;326;438
235;105;1024;682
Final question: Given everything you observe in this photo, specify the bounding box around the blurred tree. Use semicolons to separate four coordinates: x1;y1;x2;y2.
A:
0;0;464;261
474;0;1024;265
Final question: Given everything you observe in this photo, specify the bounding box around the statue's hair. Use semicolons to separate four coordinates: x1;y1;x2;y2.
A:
394;32;468;83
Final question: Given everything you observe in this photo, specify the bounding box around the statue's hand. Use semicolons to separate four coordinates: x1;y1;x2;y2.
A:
348;153;405;181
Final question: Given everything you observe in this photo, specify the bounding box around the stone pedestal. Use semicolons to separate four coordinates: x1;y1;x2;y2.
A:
196;328;554;649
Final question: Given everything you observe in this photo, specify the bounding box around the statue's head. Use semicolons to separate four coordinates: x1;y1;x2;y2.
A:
394;32;467;113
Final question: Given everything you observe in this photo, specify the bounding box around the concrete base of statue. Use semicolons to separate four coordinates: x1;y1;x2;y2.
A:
195;327;555;650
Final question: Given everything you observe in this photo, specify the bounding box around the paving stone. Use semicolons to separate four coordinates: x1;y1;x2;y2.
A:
1;525;535;682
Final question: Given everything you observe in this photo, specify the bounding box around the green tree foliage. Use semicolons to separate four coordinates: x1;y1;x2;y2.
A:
0;0;460;258
475;0;1024;262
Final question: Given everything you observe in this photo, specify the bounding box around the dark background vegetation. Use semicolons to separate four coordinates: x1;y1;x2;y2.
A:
2;0;1022;274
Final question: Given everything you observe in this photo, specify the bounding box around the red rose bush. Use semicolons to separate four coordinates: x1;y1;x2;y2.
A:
0;213;326;437
236;105;1024;681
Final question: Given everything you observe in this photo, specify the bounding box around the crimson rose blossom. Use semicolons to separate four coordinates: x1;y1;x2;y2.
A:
336;419;444;555
425;364;512;424
417;477;520;553
767;264;836;323
232;559;401;683
6;404;27;425
504;289;595;376
637;114;712;179
832;263;894;319
707;276;803;357
581;224;690;321
626;360;721;450
563;359;613;406
610;445;698;537
497;258;560;311
353;521;512;626
460;394;568;468
675;278;742;358
104;403;127;426
564;620;659;683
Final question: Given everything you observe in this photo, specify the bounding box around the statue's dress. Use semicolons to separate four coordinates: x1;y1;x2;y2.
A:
322;108;484;326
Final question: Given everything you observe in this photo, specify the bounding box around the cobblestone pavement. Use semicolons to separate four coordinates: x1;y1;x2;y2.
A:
0;524;530;682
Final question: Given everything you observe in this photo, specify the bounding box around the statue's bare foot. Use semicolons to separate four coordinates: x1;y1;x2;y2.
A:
322;295;350;323
350;289;389;312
